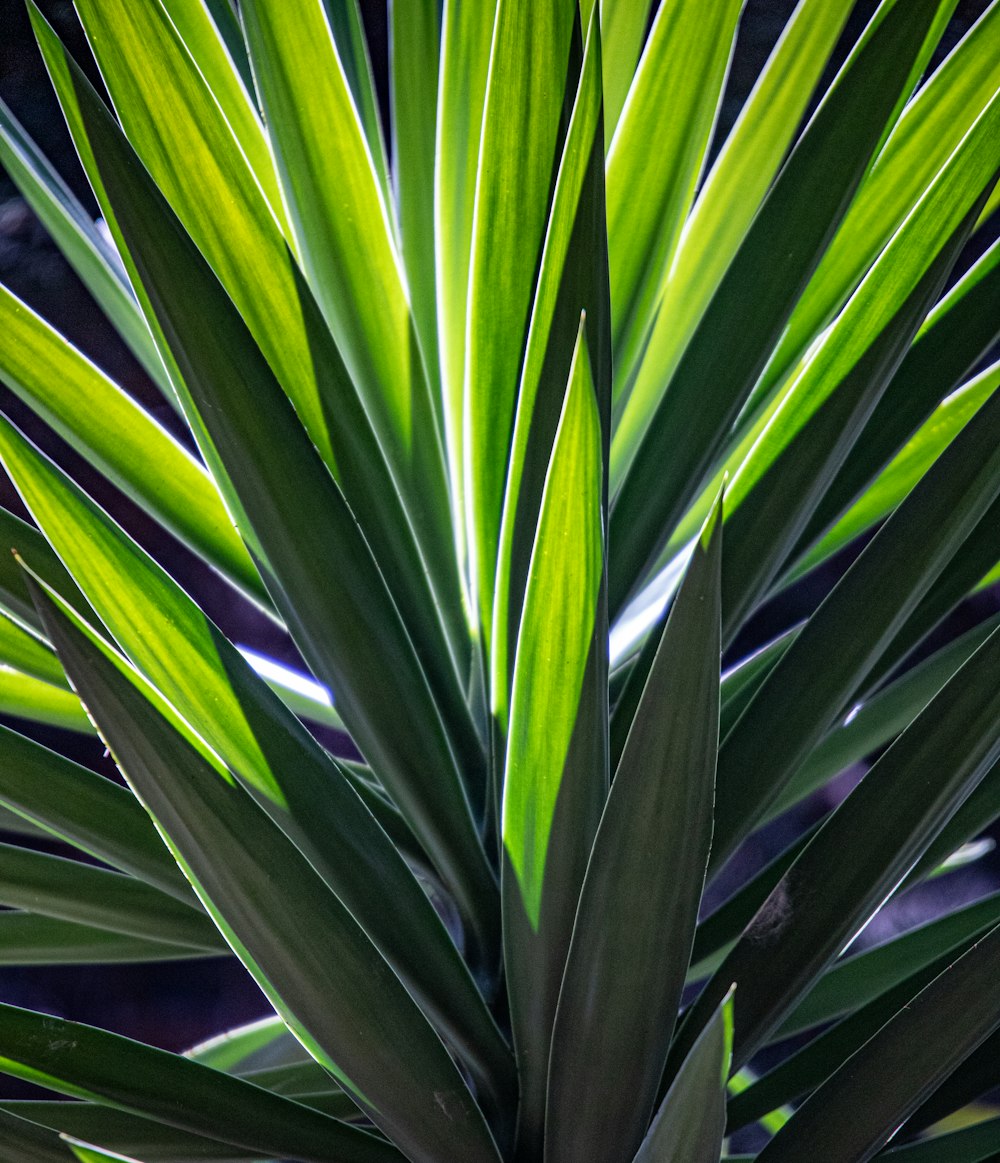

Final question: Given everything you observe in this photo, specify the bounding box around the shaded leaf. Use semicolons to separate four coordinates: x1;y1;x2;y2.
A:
633;988;734;1163
546;498;721;1163
32;581;502;1163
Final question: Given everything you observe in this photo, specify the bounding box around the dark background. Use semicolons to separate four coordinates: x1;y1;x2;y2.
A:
0;0;997;1116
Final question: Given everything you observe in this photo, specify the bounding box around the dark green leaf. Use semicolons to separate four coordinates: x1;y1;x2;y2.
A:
674;619;1000;1075
3;1102;256;1163
0;1002;392;1163
0;1105;76;1162
0;914;217;965
773;612;1000;820
31;582;502;1163
712;290;1000;869
0;724;191;902
0;842;223;950
756;923;1000;1162
546;498;721;1163
633;988;734;1163
787;237;1000;580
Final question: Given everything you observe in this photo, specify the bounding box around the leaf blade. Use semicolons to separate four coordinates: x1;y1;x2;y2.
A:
546;498;722;1163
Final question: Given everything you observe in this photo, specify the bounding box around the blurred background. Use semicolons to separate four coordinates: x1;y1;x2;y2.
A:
0;0;997;1128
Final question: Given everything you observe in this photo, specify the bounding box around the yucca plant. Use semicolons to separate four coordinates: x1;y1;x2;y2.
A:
0;0;998;1159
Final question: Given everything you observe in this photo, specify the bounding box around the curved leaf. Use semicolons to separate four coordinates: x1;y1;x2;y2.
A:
0;282;264;607
32;583;502;1163
0;842;223;950
0;1001;395;1163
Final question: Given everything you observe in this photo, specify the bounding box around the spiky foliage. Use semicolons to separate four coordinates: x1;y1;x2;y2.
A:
0;1;998;1160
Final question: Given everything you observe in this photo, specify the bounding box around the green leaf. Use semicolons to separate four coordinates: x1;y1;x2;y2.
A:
0;842;223;950
715;102;999;641
606;0;742;393
435;0;499;582
239;0;451;568
31;583;502;1163
884;1117;1000;1163
0;608;66;688
612;0;855;471
675;618;1000;1075
491;10;609;722
632;988;734;1163
757;0;1000;405
322;0;393;215
390;0;441;402
608;0;947;616
0;666;89;733
756;923;1000;1162
502;324;607;1156
788;361;1000;584
711;294;1000;869
0;504;95;635
0;282;265;608
155;0;286;231
0;723;191;901
0;420;508;1104
598;0;654;137
786;236;1000;581
0;1000;395;1163
464;0;577;641
3;1102;255;1163
546;498;721;1163
0;914;215;965
62;0;351;485
186;1016;295;1073
31;20;481;799
0;1104;76;1162
779;888;1000;1041
772;612;1000;820
502;324;605;923
66;1141;140;1163
0;99;169;398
